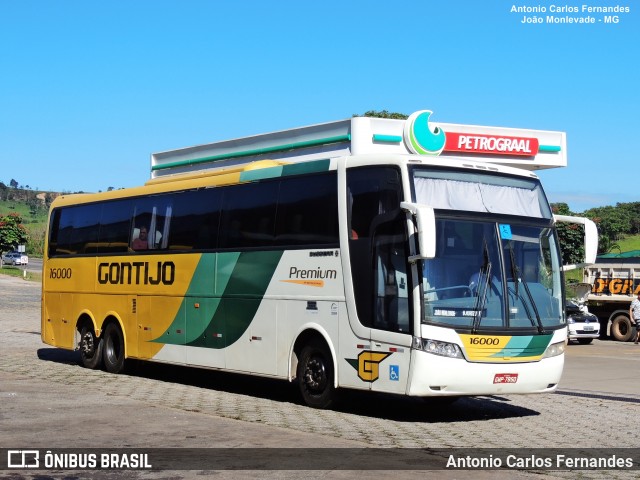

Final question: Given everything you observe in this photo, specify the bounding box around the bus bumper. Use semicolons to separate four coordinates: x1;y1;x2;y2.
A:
407;350;564;397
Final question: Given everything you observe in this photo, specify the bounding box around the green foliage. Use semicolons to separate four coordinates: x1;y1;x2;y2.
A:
0;264;40;281
584;205;629;241
613;234;640;252
354;110;409;120
553;201;640;260
27;225;46;257
552;202;571;215
551;203;586;265
0;187;52;256
0;212;29;254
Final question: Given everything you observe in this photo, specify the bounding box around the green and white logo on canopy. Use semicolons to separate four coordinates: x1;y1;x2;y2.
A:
404;110;446;156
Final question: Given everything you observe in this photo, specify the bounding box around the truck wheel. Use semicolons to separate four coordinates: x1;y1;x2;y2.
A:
611;315;633;342
297;341;335;409
102;322;126;374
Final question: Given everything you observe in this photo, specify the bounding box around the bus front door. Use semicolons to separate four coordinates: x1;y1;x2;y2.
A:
368;226;412;394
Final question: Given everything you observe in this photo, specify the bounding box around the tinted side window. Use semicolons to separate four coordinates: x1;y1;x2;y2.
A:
219;182;278;249
51;204;101;255
170;189;222;250
274;174;338;246
130;197;172;251
98;200;133;253
48;209;61;257
348;168;402;240
347;167;408;331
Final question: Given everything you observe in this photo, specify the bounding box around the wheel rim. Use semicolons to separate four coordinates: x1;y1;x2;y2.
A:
304;354;328;392
81;331;95;358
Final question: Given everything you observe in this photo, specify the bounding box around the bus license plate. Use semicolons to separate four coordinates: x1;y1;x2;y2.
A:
494;373;518;384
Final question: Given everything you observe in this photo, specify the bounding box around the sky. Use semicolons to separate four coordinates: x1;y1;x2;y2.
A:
1;0;638;213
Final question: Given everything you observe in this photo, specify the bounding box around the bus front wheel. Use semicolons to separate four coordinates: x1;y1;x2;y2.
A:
79;323;103;370
102;323;126;374
297;341;335;409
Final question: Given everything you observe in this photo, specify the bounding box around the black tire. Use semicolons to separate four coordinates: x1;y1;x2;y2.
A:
79;323;103;370
611;315;634;342
577;338;593;345
297;341;335;409
102;322;126;374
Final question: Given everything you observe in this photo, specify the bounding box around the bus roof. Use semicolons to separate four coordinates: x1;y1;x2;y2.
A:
150;110;567;180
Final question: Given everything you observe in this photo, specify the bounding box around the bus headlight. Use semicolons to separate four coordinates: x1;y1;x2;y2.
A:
413;337;464;359
542;341;565;359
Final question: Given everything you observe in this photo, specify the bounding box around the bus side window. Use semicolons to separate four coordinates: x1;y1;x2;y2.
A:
219;182;278;249
130;200;172;251
274;173;338;246
169;189;221;251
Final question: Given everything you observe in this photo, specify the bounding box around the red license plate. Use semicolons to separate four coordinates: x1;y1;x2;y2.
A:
493;373;518;384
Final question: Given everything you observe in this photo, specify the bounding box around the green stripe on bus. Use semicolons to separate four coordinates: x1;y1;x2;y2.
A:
282;159;331;176
239;166;284;182
490;334;552;358
162;250;284;349
238;159;331;183
174;252;240;344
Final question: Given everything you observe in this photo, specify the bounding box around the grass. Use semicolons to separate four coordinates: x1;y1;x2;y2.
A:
615;234;640;253
0;265;41;282
0;200;49;229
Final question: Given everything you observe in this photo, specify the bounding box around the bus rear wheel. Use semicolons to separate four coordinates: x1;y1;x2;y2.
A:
297;341;335;409
102;323;126;374
79;324;103;370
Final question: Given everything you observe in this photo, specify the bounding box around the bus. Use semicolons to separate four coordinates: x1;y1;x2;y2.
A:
41;110;597;408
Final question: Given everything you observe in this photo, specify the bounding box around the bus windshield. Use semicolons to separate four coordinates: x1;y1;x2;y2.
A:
411;168;563;331
420;219;563;330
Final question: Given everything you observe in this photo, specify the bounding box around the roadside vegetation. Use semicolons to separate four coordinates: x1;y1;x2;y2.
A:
0;265;41;282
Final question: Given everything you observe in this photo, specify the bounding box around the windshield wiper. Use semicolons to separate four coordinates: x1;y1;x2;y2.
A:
519;275;545;334
507;244;534;328
508;243;545;334
471;242;492;334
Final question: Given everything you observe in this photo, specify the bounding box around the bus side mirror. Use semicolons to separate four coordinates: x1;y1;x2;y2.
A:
401;202;436;261
553;214;599;271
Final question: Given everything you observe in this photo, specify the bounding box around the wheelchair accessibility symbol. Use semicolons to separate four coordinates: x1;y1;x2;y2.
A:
389;365;400;381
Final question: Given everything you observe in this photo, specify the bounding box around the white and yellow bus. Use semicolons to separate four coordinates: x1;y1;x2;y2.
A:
42;110;597;408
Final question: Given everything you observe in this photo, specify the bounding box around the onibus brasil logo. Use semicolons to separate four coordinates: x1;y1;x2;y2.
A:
403;110;446;156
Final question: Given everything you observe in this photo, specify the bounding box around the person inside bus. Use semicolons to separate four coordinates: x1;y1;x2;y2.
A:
132;226;148;250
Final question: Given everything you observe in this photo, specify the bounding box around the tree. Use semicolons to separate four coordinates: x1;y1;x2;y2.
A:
617;202;640;234
0;213;29;255
354;110;409;120
583;205;628;254
552;203;588;265
9;179;18;189
26;225;45;257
